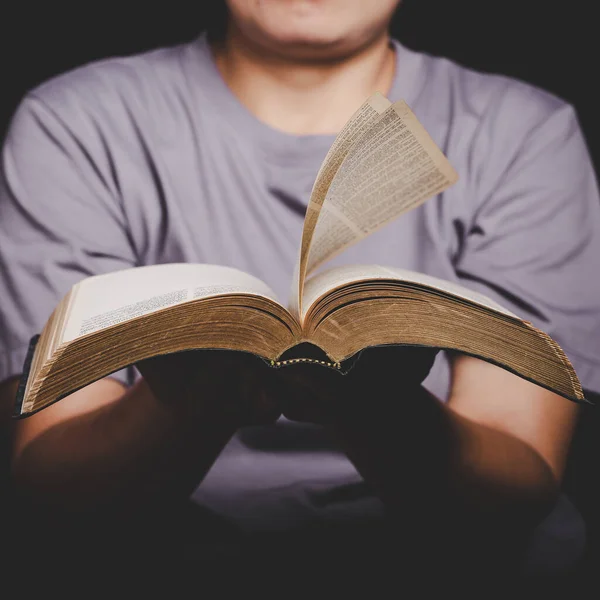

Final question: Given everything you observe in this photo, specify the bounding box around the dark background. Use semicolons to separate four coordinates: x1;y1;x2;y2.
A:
1;0;598;573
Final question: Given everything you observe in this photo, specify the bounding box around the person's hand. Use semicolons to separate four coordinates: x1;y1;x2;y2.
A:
136;349;281;427
273;345;439;425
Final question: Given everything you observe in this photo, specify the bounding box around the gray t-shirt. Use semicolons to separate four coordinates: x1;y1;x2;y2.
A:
1;34;599;569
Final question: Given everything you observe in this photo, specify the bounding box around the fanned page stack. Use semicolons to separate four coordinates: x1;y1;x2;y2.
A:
14;93;586;417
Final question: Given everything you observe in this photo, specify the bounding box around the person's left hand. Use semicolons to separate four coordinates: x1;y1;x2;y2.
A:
271;345;439;425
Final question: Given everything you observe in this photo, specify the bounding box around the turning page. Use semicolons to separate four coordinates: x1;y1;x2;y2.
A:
293;98;459;318
288;92;391;319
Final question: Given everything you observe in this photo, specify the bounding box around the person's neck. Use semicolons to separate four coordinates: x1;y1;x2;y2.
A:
212;27;396;136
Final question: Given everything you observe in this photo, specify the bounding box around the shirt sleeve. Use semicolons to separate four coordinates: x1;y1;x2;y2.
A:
0;93;138;388
454;98;600;395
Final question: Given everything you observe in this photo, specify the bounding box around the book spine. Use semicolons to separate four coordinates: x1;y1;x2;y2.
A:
263;351;363;376
268;357;341;369
13;334;40;418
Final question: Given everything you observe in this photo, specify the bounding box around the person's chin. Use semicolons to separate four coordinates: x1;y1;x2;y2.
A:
263;32;365;62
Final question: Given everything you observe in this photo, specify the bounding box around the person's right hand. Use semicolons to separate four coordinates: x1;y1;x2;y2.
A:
136;350;282;428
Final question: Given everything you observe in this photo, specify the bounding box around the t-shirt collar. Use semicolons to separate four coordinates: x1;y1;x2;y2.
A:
184;33;428;166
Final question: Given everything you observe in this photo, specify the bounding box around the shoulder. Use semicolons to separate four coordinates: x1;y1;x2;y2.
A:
394;42;586;197
11;39;204;141
35;41;187;103
393;39;579;152
416;44;573;123
3;37;216;169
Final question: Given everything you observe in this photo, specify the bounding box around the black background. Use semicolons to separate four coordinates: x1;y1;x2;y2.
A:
1;0;599;168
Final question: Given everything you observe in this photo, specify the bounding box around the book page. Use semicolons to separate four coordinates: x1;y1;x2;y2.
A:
302;264;519;320
288;92;391;320
305;102;458;284
61;263;281;343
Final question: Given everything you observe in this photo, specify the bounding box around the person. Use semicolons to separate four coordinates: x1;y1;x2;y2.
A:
1;0;599;590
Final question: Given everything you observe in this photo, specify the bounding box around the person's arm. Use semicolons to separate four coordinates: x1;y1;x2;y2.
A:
325;356;576;524
4;351;279;515
5;378;236;514
278;348;574;526
276;349;578;577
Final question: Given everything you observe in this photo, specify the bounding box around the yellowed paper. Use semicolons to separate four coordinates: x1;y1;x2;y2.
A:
61;263;280;342
288;92;391;319
302;264;519;320
305;101;459;283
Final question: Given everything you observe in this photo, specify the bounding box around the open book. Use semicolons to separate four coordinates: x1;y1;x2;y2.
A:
14;93;586;417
